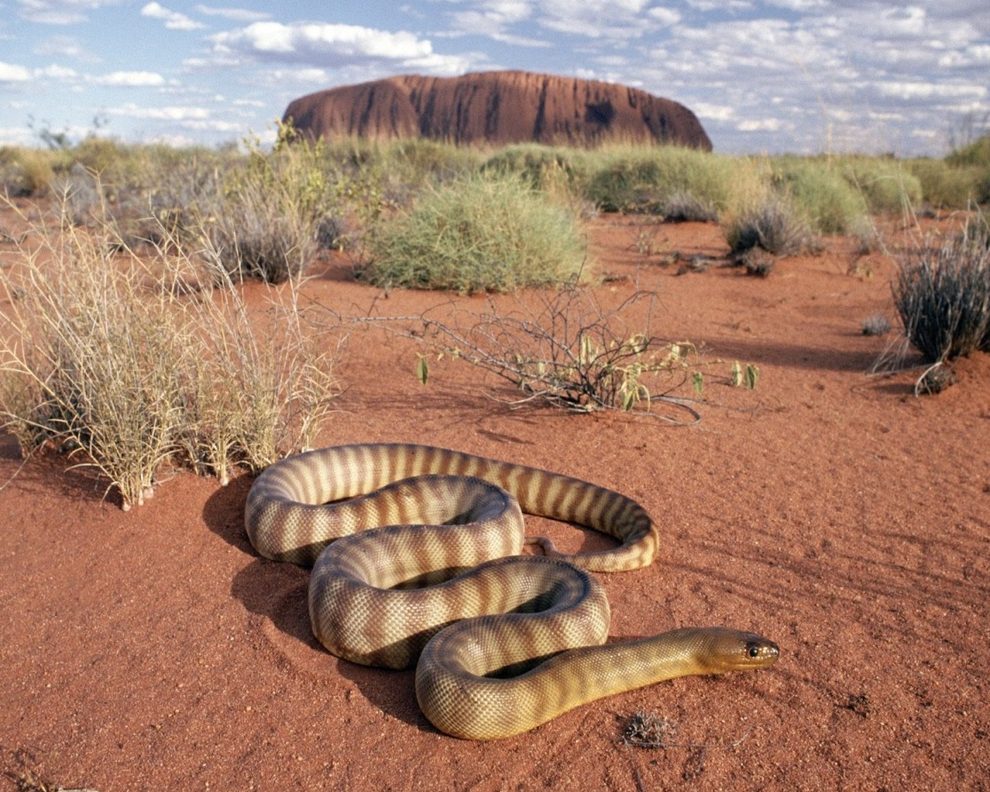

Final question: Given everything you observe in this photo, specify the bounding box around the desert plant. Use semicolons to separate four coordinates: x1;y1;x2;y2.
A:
861;314;893;336
365;174;588;293
907;159;985;209
0;207;185;508
838;157;923;214
416;287;700;418
771;159;870;234
201;136;333;283
0;146;56;196
892;217;990;362
725;190;814;255
583;146;740;216
0;198;342;506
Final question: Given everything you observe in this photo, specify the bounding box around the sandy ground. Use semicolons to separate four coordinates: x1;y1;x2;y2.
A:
1;207;988;791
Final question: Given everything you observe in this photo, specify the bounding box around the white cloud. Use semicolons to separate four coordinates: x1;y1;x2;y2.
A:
0;126;34;146
210;21;472;74
109;103;210;121
141;1;204;31
18;0;120;25
37;63;79;79
737;118;786;132
193;4;270;22
0;61;32;82
537;0;653;39
95;70;166;86
447;1;549;46
647;7;681;26
33;34;100;62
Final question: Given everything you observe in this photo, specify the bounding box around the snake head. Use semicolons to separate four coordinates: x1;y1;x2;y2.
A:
691;627;780;674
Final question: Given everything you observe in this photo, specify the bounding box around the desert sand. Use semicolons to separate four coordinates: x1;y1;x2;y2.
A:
1;208;988;791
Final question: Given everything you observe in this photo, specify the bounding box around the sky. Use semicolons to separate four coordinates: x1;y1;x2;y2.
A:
1;0;988;156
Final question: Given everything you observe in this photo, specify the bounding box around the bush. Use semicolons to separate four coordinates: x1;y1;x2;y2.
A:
365;174;589;293
724;190;814;256
582;146;744;217
893;217;990;362
0;147;56;196
771;159;869;234
907;159;986;209
201;138;334;283
0;200;340;507
838;157;923;214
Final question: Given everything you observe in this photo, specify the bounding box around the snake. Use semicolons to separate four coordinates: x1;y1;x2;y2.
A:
244;443;779;740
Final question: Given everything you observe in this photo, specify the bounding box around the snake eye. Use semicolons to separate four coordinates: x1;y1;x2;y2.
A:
746;642;761;659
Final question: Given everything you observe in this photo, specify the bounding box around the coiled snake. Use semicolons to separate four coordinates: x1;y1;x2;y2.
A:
244;443;779;740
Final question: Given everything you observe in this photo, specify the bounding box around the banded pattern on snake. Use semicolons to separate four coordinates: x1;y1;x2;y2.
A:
245;443;779;740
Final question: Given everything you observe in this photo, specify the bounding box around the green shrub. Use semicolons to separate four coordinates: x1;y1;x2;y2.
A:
907;159;985;209
583;146;742;217
482;144;589;189
366;174;588;292
838;157;923;213
893;217;990;362
947;134;990;168
771;159;869;234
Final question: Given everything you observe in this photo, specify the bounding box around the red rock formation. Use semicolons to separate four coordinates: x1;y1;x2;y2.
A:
283;70;712;150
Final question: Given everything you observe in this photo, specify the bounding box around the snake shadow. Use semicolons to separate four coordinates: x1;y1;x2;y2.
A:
201;479;433;733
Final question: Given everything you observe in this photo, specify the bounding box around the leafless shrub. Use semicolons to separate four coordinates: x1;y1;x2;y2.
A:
416;286;700;421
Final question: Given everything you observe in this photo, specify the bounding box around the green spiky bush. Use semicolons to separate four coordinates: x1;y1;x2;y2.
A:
771;159;870;234
907;159;985;209
582;146;747;217
838;157;923;214
365;174;589;293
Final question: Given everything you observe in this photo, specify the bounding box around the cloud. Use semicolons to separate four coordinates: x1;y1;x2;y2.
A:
209;21;471;74
94;70;167;86
446;1;549;46
108;103;210;121
0;59;81;83
37;64;79;79
0;61;32;82
193;4;271;22
18;0;120;25
141;2;204;31
537;0;654;39
33;34;100;62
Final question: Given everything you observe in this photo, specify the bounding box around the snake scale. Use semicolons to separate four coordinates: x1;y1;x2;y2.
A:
244;443;779;740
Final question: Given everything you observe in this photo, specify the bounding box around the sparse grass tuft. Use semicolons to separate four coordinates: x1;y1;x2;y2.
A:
202;134;333;283
0;198;341;507
725;190;814;256
892;216;990;362
861;314;893;336
365;174;589;293
619;711;678;749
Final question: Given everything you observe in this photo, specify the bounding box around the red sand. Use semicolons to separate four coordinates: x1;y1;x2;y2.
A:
1;209;988;790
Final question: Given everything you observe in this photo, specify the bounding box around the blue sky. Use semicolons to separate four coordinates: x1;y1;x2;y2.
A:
1;1;988;155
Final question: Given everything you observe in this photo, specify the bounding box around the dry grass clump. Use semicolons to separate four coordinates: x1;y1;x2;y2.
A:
725;190;814;256
893;216;990;363
0;200;340;508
